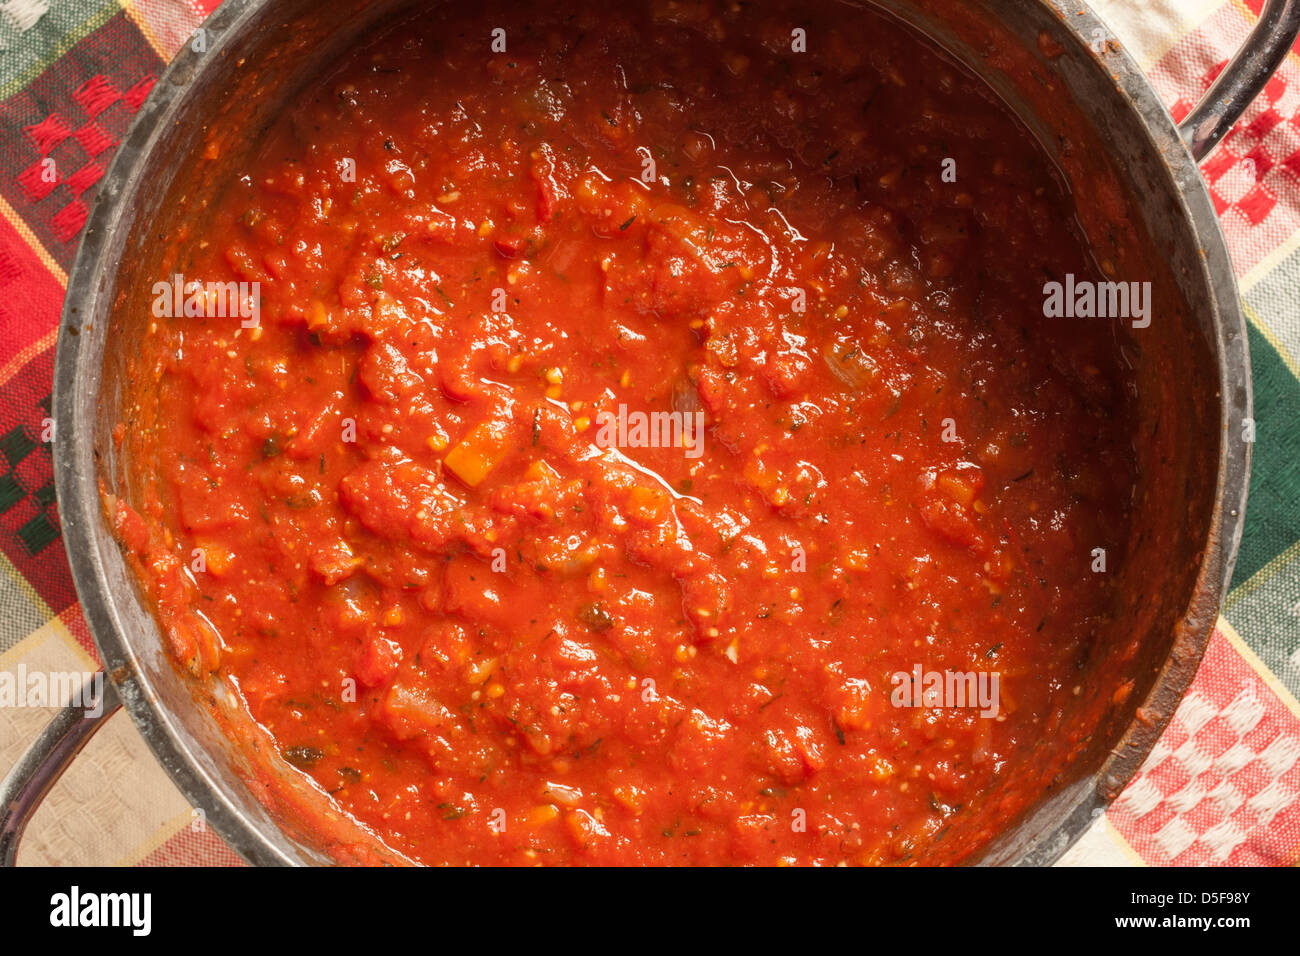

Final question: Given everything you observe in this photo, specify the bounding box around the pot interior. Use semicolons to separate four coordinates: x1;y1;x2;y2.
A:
71;0;1228;864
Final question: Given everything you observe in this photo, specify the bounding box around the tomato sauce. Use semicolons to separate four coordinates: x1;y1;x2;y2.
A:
113;0;1139;864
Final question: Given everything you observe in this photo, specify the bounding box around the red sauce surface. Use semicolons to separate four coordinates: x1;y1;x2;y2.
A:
115;0;1138;864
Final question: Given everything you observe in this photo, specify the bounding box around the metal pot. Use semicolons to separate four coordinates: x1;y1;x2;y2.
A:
4;0;1293;866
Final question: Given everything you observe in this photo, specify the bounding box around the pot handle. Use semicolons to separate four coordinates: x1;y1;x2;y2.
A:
0;675;121;866
1178;0;1300;161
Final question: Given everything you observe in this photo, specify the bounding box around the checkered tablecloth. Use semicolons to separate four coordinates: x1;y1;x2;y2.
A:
0;0;1296;866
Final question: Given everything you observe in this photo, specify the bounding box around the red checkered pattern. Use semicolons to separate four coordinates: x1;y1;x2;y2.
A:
1150;2;1300;274
15;73;153;243
1108;629;1300;865
135;824;246;867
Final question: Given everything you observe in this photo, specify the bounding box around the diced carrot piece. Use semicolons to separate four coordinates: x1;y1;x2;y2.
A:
565;809;610;848
444;419;512;487
307;300;331;331
625;485;670;525
198;542;235;577
612;785;645;815
936;469;982;507
525;459;560;482
530;804;560;826
463;656;498;685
